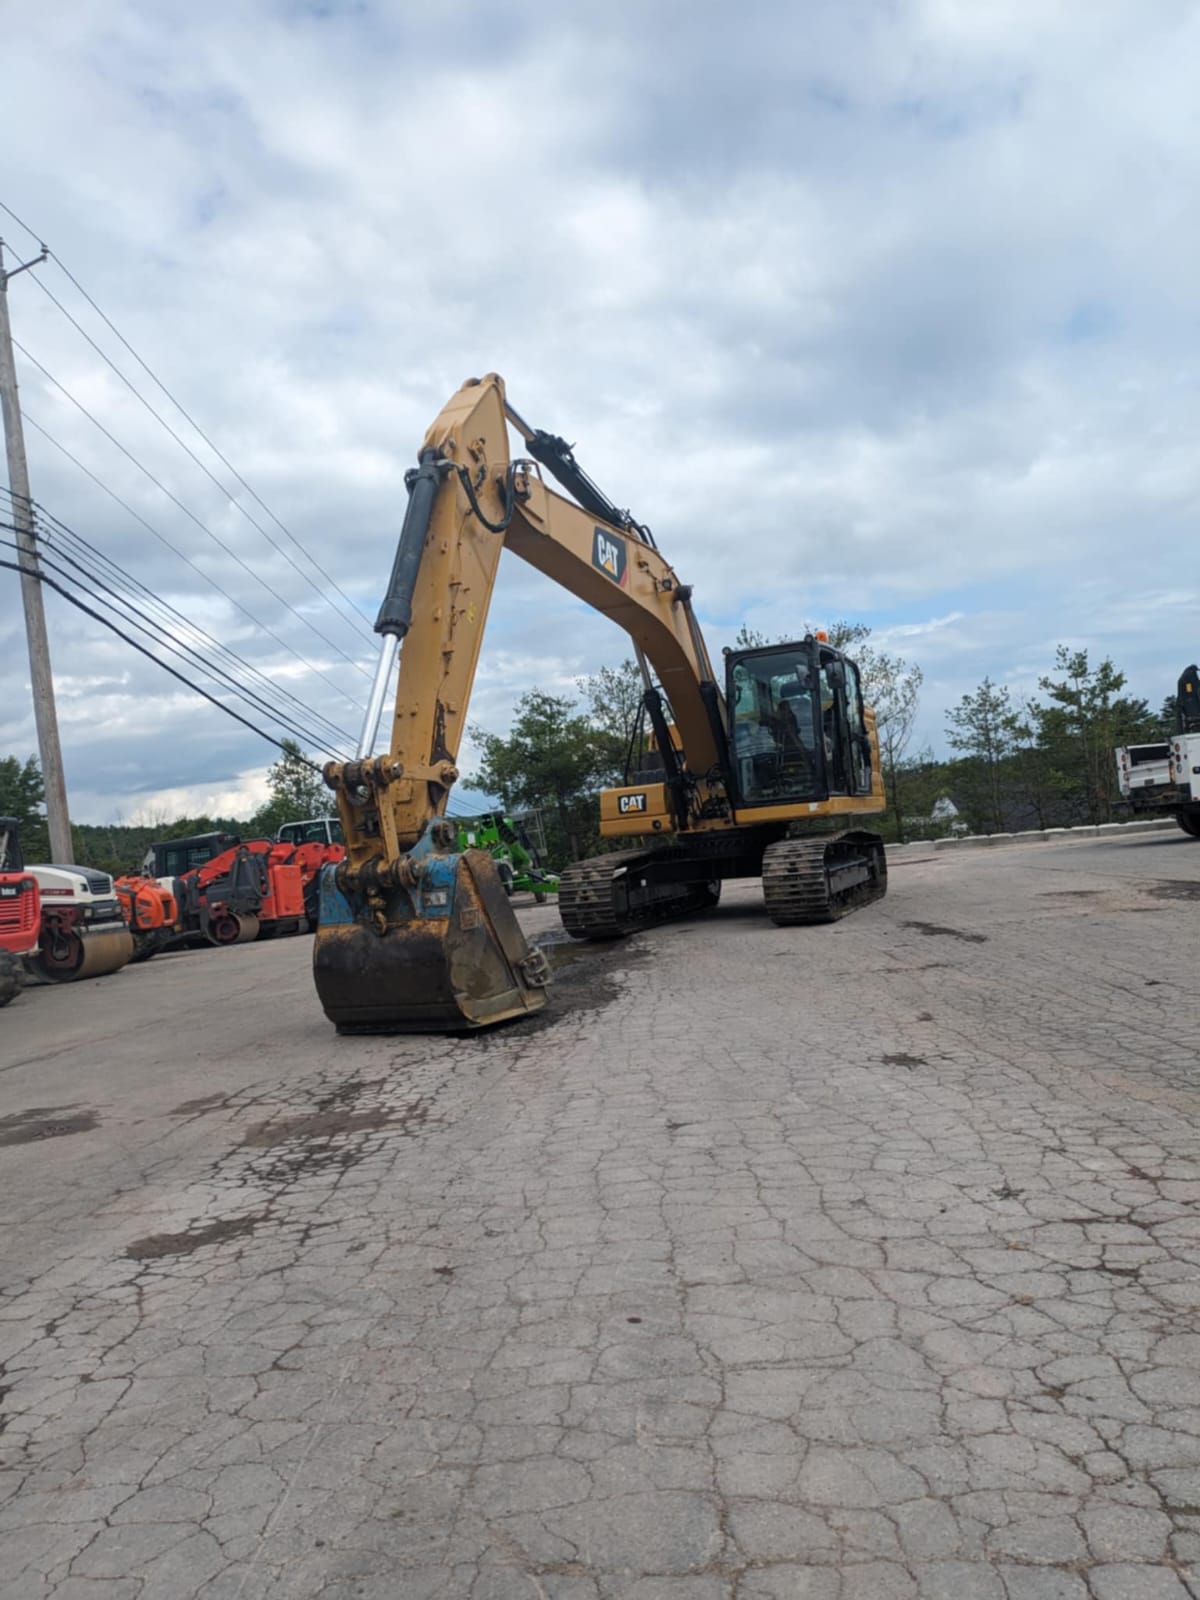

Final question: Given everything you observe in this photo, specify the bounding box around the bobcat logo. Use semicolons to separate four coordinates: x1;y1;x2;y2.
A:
592;527;628;587
618;793;647;814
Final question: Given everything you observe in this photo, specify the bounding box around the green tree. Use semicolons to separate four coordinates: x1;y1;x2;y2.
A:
735;619;869;653
1156;693;1180;738
469;691;609;864
1037;648;1158;823
888;746;958;837
870;664;923;840
734;623;771;649
576;659;647;782
157;813;247;839
246;740;329;840
838;635;923;838
0;753;50;862
1008;698;1070;829
946;678;1018;832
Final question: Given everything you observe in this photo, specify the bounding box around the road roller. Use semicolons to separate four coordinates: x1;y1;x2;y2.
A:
0;816;133;985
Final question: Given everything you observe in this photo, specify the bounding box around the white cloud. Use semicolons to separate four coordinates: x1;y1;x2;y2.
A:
2;0;1198;820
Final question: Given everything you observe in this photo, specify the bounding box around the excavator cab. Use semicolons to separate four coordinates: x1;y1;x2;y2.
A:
727;638;874;811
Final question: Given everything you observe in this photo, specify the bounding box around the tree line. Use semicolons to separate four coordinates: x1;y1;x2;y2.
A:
933;646;1171;835
0;740;329;878
2;638;1171;876
469;623;927;862
472;636;1175;857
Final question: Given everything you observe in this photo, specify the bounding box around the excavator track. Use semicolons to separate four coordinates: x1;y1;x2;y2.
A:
559;848;719;941
761;830;887;925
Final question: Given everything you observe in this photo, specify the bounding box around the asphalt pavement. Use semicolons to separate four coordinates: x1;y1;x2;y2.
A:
2;831;1199;1599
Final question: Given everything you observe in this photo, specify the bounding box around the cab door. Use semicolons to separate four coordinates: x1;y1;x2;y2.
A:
818;651;874;798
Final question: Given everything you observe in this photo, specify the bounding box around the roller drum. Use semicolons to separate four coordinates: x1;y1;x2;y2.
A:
78;926;135;979
208;912;260;945
34;924;133;983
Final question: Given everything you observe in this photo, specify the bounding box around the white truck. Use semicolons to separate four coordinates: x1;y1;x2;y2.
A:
1115;742;1174;811
1115;664;1200;838
1168;747;1200;838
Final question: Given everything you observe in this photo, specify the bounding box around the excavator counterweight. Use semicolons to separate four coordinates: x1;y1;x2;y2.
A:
313;374;886;1034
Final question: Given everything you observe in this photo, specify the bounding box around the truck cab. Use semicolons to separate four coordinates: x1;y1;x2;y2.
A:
277;818;344;847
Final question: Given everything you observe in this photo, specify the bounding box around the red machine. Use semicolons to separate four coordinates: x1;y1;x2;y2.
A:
242;841;307;941
0;816;40;1007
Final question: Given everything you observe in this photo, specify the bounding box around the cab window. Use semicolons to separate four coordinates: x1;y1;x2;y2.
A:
729;649;821;806
843;660;870;794
818;652;872;797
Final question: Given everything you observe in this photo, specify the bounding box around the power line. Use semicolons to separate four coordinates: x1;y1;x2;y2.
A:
0;545;327;770
21;411;357;736
2;484;359;752
0;505;353;760
0;200;45;247
0;198;379;637
12;337;374;686
16;401;367;716
27;269;378;649
50;537;355;754
0;521;349;761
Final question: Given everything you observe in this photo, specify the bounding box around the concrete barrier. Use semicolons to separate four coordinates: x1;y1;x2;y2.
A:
899;815;1177;854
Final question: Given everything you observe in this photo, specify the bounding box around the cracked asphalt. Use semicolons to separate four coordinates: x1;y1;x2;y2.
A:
2;830;1200;1599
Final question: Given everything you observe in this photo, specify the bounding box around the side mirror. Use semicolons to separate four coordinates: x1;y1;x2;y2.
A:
826;660;845;689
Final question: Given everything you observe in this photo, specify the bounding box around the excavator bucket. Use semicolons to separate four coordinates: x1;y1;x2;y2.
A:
312;837;549;1034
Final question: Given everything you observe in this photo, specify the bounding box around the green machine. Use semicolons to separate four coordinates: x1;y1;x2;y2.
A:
456;813;559;903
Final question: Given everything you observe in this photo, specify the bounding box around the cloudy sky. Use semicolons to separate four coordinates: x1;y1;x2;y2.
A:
1;0;1197;824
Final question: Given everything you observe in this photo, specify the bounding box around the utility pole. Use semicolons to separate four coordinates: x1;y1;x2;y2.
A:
0;238;73;863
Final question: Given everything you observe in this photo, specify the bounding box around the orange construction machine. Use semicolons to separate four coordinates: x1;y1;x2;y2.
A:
150;833;308;945
284;839;346;929
114;875;179;963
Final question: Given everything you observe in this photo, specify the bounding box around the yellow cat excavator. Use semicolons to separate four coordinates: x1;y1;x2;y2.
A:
314;374;887;1033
